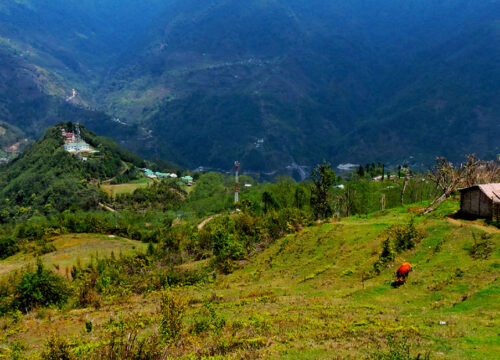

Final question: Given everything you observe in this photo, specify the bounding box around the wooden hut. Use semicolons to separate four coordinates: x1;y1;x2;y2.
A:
459;183;500;221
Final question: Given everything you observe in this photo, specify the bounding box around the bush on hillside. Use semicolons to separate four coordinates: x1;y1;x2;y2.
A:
373;238;396;274
76;270;102;308
14;260;70;312
212;227;245;274
0;272;21;314
470;232;494;260
192;299;226;335
158;268;210;287
91;331;163;360
71;252;152;296
370;335;429;360
0;236;18;259
373;217;422;275
159;291;186;341
41;336;73;360
387;217;422;253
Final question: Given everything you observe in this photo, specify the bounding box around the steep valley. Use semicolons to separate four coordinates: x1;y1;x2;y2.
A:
0;0;499;171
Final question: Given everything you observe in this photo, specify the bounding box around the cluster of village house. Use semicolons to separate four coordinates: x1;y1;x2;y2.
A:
61;128;98;159
142;168;194;186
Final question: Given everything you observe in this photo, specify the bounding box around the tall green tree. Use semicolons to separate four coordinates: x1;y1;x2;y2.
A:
294;187;306;209
262;191;280;213
357;165;365;177
310;162;335;219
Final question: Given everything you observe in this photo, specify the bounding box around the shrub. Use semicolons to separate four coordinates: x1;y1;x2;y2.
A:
470;232;494;260
212;228;244;274
373;218;421;275
262;208;313;241
77;271;101;308
14;260;70;312
159;268;210;287
374;238;395;274
159;291;186;341
192;300;226;334
0;274;17;314
35;240;57;256
389;217;421;252
0;236;18;259
370;335;429;360
91;331;163;360
41;336;73;360
85;321;93;333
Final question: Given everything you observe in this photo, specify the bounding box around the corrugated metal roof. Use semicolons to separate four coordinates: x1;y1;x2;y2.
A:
478;183;500;201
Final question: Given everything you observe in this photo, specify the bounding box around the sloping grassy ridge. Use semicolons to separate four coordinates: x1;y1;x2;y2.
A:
0;200;498;359
206;201;499;358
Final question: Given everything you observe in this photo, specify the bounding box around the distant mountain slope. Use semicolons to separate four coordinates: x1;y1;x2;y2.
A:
336;21;500;166
99;0;500;169
0;0;498;170
0;121;26;156
101;0;383;169
0;49;144;153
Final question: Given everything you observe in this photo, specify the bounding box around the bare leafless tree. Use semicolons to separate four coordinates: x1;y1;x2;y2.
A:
424;154;490;213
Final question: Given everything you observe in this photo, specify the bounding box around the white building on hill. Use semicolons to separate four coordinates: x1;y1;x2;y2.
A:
61;126;98;155
64;141;92;153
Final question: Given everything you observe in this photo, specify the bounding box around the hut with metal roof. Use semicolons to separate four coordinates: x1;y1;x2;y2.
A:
459;183;500;221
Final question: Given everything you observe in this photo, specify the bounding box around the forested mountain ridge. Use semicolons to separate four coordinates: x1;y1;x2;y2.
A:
0;0;499;171
0;123;146;221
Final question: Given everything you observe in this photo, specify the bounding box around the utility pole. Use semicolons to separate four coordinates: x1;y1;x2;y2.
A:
234;161;240;204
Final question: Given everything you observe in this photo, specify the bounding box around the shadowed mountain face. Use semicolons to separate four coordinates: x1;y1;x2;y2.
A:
0;0;499;171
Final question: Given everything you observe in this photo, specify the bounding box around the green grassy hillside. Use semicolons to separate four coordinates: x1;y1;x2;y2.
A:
0;233;147;277
211;201;499;358
1;199;498;359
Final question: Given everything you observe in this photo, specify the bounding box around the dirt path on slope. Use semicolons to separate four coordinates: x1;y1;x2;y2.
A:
99;202;116;213
446;217;500;234
198;215;216;229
